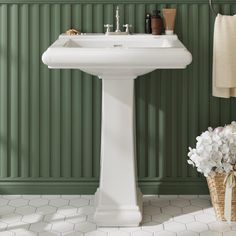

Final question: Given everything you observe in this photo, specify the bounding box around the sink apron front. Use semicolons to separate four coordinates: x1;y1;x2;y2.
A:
94;76;142;226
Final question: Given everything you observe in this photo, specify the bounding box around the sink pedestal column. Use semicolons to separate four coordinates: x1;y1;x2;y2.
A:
94;76;142;227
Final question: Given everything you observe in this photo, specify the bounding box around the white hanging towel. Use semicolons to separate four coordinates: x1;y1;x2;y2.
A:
213;14;236;98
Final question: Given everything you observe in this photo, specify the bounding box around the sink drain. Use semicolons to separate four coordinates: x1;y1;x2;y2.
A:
113;44;123;47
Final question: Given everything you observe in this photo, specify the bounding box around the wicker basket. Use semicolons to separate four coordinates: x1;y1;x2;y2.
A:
207;173;236;221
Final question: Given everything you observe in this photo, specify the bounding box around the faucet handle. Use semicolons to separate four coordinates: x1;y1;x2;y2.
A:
104;24;113;34
123;24;132;34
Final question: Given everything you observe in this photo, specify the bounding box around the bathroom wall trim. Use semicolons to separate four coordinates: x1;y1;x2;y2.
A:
0;0;233;4
0;179;208;194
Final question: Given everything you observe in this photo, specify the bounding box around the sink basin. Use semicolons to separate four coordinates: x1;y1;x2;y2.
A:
42;33;192;227
42;34;192;77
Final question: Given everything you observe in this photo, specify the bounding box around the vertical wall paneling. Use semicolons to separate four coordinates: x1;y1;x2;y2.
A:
82;4;93;178
40;4;50;177
0;4;8;178
159;3;168;180
72;4;82;30
29;4;40;178
71;70;82;178
158;70;166;179
164;70;172;178
171;70;178;178
71;5;83;178
19;4;29;177
136;77;147;178
147;72;157;178
187;4;199;178
0;1;236;194
199;4;210;132
9;4;19;177
179;4;188;178
93;4;103;33
50;4;61;178
170;3;178;179
103;4;113;27
61;4;72;178
135;4;145;33
146;4;156;17
81;71;93;178
126;4;135;32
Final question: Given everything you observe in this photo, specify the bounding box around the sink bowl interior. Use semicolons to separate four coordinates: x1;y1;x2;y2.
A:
63;38;178;49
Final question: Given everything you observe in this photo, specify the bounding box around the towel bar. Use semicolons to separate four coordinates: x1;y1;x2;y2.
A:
209;0;218;16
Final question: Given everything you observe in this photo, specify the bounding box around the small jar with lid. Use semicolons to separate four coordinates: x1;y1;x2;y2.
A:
151;10;163;35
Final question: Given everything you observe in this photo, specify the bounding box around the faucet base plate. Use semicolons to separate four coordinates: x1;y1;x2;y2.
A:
106;32;129;35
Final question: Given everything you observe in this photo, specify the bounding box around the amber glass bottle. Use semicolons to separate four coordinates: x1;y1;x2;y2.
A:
151;10;163;35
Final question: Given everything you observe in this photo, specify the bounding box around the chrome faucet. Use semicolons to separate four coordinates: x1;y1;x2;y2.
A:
104;6;132;35
115;6;121;33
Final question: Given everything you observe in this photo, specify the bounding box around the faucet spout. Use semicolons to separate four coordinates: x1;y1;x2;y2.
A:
104;6;131;35
115;6;121;32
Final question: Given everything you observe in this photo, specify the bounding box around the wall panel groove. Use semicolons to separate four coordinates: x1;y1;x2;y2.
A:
0;1;236;194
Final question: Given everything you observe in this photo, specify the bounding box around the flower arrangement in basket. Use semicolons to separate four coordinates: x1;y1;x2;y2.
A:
187;122;236;221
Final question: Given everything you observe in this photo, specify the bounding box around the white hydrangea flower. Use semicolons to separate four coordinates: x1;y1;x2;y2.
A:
187;122;236;177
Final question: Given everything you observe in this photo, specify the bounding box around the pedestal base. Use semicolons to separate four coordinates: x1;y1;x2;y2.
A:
94;188;143;227
94;77;143;226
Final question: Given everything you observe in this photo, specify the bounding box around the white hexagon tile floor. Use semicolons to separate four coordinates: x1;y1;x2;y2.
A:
0;195;236;236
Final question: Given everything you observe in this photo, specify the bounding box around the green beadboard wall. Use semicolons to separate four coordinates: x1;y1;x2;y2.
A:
0;0;236;194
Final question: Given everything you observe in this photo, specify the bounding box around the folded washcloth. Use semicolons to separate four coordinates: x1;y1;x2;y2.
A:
213;14;236;98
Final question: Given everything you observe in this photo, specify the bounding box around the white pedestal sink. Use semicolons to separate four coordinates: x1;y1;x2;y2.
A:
42;34;192;226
